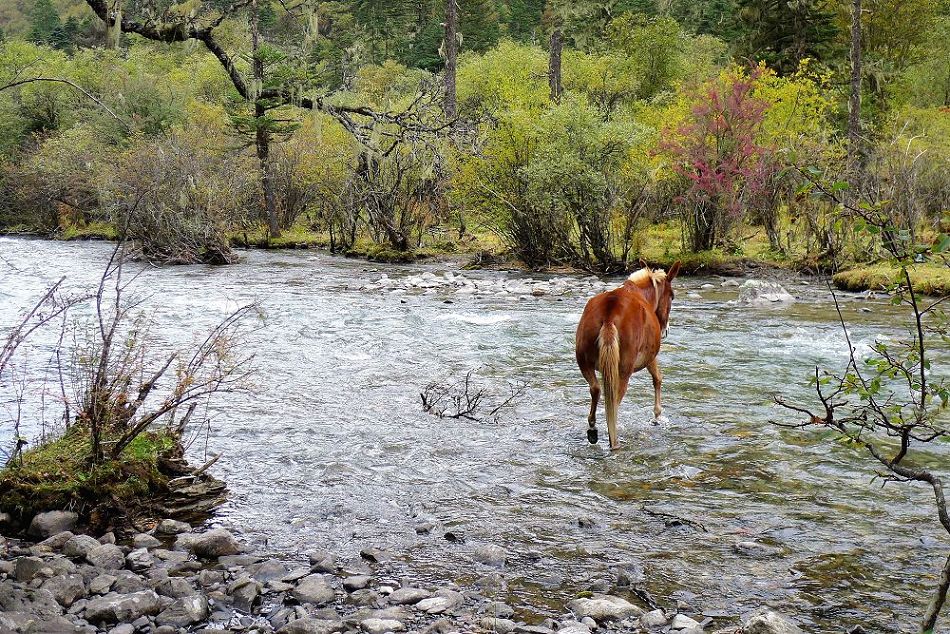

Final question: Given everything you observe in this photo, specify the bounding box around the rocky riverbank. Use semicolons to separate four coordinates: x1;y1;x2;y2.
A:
0;511;807;634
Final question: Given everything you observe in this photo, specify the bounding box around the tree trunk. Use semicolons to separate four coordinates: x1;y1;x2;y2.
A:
549;27;563;103
443;0;458;121
251;0;280;239
847;0;862;173
105;0;120;48
923;551;950;633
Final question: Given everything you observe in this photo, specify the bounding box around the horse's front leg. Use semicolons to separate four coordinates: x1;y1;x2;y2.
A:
647;358;662;420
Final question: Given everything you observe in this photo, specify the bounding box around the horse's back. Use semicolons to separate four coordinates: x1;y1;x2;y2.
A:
576;288;660;373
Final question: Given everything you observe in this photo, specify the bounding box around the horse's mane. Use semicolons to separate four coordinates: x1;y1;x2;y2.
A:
627;266;667;288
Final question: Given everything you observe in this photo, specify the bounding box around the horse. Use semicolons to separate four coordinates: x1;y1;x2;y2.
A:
575;261;681;450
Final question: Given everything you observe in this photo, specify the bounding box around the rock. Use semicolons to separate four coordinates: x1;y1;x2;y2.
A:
416;590;463;614
98;532;116;544
230;576;262;613
155;577;197;598
347;589;382;606
360;547;391;563
14;556;48;582
132;533;162;549
111;571;147;593
568;595;643;622
742;611;804;634
86;544;125;570
613;562;646;586
156;519;191;534
481;617;518;633
89;575;117;594
279;617;345;634
734;541;781;558
41;574;87;607
29;511;79;538
37;531;75;551
344;575;372;592
63;535;102;559
293;574;336;605
248;558;290;582
671;614;703;631
176;529;241;558
83;590;162;624
474;544;507;567
388;587;432;605
0;582;64;619
198;570;227;587
556;622;591;634
483;601;514;619
125;548;155;572
640;609;668;628
734;280;795;305
361;617;406;633
108;625;135;634
155;594;209;626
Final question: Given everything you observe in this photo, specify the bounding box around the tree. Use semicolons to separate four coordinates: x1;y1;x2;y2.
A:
735;0;839;74
847;0;863;172
444;0;458;119
28;0;64;47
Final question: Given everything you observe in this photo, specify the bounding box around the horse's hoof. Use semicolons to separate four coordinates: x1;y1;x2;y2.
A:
587;428;599;444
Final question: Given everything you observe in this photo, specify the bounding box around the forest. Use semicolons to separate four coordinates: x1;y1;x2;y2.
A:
0;0;948;287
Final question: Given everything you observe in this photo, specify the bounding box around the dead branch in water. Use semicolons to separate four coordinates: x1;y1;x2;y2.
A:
420;368;526;423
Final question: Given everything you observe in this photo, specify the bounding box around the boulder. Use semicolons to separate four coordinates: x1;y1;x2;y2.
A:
89;574;117;595
293;574;335;606
155;577;197;598
155;519;191;534
743;611;804;634
474;544;507;568
28;511;79;538
671;614;703;631
735;280;795;305
415;590;463;614
388;587;432;605
480;617;518;633
83;591;162;624
556;623;592;634
343;575;372;592
279;617;345;634
567;595;643;622
0;582;64;619
640;609;668;628
63;535;102;559
125;548;155;572
155;594;209;627
247;558;290;582
361;617;406;634
14;556;48;582
175;529;241;558
41;574;87;607
85;544;125;570
36;531;75;551
132;533;162;549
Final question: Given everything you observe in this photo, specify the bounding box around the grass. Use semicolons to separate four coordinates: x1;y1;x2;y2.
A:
0;425;181;530
636;222;794;274
833;262;950;296
59;221;119;241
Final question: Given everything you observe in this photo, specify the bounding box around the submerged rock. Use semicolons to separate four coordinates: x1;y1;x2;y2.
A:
474;544;507;567
742;611;804;634
567;595;643;622
734;280;795;305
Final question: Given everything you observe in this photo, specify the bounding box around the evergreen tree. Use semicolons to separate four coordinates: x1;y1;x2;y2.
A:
28;0;64;46
503;0;545;41
734;0;840;73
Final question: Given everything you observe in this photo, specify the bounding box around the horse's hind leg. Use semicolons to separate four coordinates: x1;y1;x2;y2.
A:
647;358;663;420
581;366;600;444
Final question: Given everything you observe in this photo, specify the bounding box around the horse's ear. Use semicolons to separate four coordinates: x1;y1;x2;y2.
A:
638;258;649;270
668;261;681;280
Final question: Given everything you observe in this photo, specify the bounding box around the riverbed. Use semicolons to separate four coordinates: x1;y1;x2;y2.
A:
1;237;947;633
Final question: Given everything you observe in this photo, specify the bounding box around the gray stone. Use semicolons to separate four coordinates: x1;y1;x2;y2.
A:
110;572;147;593
481;617;518;633
155;594;209;626
63;535;102;559
98;532;116;544
279;617;345;634
156;519;191;534
344;575;372;592
308;550;337;573
0;582;64;619
230;576;262;613
361;617;405;633
176;529;242;558
198;570;226;587
388;587;432;605
734;541;781;558
154;626;177;634
556;622;592;634
671;614;703;631
640;609;668;628
360;546;391;564
155;577;197;598
125;548;154;572
89;574;116;594
83;590;162;624
415;590;463;614
108;625;135;634
41;574;87;607
37;531;75;551
483;601;514;619
28;511;79;538
568;595;643;622
85;544;125;570
132;533;162;549
347;589;382;607
14;556;48;582
742;611;804;634
248;558;290;582
293;574;335;605
474;544;507;567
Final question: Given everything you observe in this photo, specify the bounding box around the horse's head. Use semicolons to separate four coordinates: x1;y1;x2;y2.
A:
627;260;681;336
654;261;681;336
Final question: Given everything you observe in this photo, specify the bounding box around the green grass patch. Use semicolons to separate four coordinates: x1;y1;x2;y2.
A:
0;425;181;530
833;263;950;296
59;221;119;241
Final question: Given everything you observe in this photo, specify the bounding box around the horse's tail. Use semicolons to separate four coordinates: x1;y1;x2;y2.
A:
598;322;621;449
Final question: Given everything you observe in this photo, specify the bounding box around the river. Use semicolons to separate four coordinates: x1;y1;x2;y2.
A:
1;237;948;633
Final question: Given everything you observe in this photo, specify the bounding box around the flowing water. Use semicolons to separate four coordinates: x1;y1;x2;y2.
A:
2;237;948;633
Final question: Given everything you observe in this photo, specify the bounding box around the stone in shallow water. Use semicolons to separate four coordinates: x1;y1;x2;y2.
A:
415;590;463;614
293;574;335;606
360;546;391;564
555;622;591;634
567;595;643;622
156;519;191;535
640;609;668;628
248;558;290;582
387;587;432;605
742;611;804;634
473;544;507;567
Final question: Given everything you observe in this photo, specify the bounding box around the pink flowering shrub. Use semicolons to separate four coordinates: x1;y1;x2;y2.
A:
660;68;780;251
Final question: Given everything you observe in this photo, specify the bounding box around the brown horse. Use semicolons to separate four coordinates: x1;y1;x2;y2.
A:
575;261;681;449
